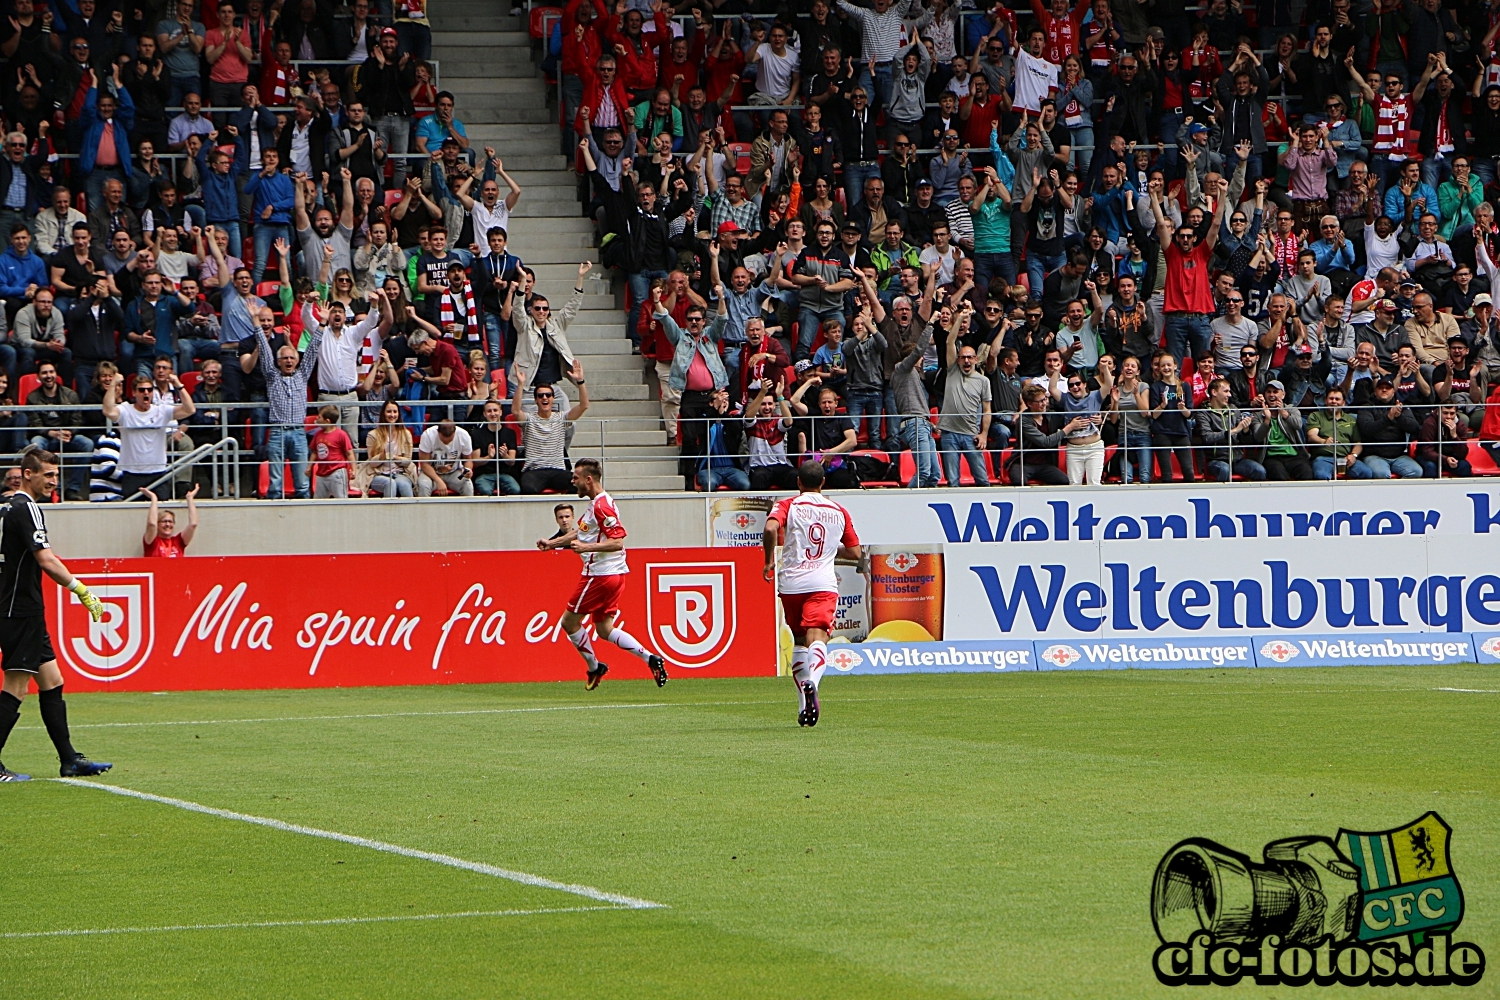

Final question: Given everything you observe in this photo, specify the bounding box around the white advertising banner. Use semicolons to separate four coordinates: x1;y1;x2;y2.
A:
710;482;1500;671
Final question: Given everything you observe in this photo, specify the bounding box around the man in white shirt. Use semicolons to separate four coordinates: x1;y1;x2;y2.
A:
748;23;801;107
416;418;475;496
306;287;391;450
917;219;963;283
99;370;196;498
457;147;522;244
1012;30;1060;114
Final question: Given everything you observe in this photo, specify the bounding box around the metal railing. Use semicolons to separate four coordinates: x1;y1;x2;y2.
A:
2;397;1494;496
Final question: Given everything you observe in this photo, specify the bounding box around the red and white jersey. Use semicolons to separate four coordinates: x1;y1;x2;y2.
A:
769;492;858;595
577;491;629;577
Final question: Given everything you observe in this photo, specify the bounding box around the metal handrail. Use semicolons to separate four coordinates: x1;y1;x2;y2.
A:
120;436;240;501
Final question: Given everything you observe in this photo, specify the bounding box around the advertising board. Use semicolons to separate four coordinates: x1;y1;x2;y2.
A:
711;484;1500;673
53;549;776;692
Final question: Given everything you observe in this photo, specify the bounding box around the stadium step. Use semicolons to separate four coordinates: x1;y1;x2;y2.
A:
433;21;683;485
430;31;529;47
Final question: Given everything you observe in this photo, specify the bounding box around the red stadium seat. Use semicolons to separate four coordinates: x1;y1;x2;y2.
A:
179;371;201;395
256;281;282;301
384;188;403;210
17;373;39;402
728;142;751;176
1469;440;1500;476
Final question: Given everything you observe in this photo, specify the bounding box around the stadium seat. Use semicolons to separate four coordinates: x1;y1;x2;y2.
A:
384;188;403;210
728;142;751;176
1468;440;1500;476
852;449;898;487
255;281;282;301
179;371;201;395
17;374;39;402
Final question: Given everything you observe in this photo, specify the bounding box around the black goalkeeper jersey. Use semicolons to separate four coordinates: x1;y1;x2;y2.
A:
0;492;50;618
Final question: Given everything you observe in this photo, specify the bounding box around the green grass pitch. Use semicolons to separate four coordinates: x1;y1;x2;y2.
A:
3;667;1496;999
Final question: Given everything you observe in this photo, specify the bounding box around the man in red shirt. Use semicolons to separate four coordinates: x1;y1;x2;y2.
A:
959;76;1004;160
142;485;198;557
1152;178;1226;366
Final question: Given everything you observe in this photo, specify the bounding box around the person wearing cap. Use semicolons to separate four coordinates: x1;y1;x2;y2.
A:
1362;295;1416;370
1254;378;1312;480
1276;339;1333;409
788;219;857;362
653;283;729;489
904;180;944;248
1354;376;1425;478
357;27;417;188
1461;292;1500;378
1433;333;1488;427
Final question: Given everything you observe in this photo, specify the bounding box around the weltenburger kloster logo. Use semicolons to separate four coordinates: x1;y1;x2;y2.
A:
1151;813;1485;986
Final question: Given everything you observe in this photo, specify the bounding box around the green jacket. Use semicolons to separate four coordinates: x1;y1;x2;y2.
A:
1305;408;1360;459
870;240;920;290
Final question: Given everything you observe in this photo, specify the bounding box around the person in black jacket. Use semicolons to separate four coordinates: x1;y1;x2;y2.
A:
0;132;45;239
1417;65;1468;190
126;35;173;156
276;96;333;180
833;86;881;211
591;160;679;349
66;278;123;397
1354;377;1425;477
275;0;335;61
1007;383;1071;484
357;28;417;186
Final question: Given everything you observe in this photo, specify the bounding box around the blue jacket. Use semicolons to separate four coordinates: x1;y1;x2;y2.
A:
0;246;48;299
79;86;135;178
194;143;241;224
229;106;280;177
1309;237;1355;273
244;170;296;225
124;294;193;356
1384;182;1440;227
1091;185;1131;244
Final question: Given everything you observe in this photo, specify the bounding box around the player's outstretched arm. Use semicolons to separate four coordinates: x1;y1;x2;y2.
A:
762;518;781;582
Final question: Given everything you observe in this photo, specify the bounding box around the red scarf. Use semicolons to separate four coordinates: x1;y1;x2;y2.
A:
439;280;481;345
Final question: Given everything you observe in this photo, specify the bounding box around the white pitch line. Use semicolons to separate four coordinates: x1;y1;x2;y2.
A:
20;702;673;731
1433;687;1500;694
57;780;666;911
0;906;629;941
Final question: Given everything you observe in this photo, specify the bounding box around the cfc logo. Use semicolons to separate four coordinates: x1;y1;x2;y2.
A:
1040;644;1082;668
1260;640;1300;663
55;573;155;682
827;648;862;671
646;563;737;669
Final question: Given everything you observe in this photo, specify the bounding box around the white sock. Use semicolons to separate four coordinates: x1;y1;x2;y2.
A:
791;647;809;711
567;628;599;671
605;626;655;663
808;641;828;689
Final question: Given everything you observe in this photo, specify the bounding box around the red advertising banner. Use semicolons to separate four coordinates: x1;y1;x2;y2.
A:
50;548;776;692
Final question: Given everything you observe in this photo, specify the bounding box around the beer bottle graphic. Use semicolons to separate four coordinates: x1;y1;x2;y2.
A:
864;546;945;642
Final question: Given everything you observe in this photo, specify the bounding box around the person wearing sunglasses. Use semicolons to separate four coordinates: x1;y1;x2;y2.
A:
508;261;590;418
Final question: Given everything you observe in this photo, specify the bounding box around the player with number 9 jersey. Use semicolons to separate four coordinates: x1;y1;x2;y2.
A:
768;492;858;630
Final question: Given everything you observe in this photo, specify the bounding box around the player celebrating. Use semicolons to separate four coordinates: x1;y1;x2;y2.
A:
763;461;860;727
0;450;111;782
537;458;668;690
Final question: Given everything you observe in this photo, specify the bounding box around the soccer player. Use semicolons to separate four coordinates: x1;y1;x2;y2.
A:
537;458;668;690
0;449;111;782
763;460;860;726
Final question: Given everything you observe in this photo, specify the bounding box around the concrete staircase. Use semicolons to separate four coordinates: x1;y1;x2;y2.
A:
428;6;683;493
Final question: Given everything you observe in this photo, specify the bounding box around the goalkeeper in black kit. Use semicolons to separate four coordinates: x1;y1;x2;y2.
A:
0;449;112;782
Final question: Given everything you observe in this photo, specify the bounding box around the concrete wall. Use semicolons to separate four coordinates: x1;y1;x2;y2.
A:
43;494;713;559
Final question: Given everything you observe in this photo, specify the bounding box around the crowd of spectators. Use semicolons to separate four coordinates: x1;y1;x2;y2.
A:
2;0;1500;500
567;0;1500;487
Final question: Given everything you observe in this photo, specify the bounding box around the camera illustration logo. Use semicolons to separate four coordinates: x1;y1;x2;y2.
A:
1259;639;1300;663
827;647;862;672
1040;643;1082;668
1152;812;1485;987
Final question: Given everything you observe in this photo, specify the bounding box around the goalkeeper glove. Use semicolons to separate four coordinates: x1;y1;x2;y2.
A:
68;579;104;623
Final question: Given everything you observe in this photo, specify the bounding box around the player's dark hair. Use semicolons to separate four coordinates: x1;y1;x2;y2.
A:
553;503;575;514
797;460;825;490
574;458;603;481
21;447;57;472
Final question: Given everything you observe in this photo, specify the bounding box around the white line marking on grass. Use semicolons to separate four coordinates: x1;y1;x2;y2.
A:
1433;687;1500;694
0;905;630;940
22;702;673;731
57;780;666;910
